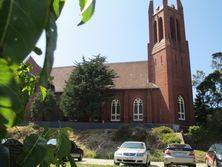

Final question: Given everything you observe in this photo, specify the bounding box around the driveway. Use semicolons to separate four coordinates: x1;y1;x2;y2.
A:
80;158;205;167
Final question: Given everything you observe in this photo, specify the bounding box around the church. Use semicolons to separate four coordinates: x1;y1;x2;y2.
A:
27;0;194;126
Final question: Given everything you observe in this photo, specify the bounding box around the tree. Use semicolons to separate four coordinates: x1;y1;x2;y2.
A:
193;52;222;126
0;0;96;166
31;90;57;121
60;55;117;121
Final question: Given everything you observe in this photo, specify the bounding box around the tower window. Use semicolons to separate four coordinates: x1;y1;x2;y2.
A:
111;99;121;121
170;16;176;41
158;17;163;41
133;98;143;121
176;19;181;42
154;21;157;44
177;96;185;120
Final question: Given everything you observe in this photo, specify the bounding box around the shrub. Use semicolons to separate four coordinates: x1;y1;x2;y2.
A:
112;125;132;141
188;125;202;135
150;126;181;148
152;126;173;135
162;133;181;146
131;127;148;142
83;148;96;158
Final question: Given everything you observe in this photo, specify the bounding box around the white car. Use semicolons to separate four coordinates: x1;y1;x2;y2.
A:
163;143;196;167
114;141;151;166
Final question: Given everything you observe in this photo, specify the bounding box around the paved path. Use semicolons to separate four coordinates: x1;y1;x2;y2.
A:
80;158;205;167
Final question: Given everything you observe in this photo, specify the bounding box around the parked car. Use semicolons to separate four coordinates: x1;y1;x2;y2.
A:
114;141;151;166
205;144;222;167
47;139;83;161
163;143;196;167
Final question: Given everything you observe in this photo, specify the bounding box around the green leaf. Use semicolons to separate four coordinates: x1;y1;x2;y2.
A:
19;134;48;167
0;0;51;63
33;46;42;55
39;86;47;101
56;129;71;159
78;0;96;26
0;59;23;127
40;12;57;87
52;0;65;19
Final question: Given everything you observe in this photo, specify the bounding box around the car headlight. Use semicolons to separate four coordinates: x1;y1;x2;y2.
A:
137;153;145;157
216;154;222;160
115;152;122;156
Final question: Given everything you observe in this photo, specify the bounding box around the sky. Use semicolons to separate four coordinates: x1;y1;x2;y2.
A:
33;0;222;76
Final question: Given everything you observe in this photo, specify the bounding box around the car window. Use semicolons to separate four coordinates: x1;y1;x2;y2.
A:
215;144;222;152
167;144;193;151
121;142;144;149
209;145;215;152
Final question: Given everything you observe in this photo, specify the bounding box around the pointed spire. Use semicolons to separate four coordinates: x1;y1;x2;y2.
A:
176;0;183;10
149;0;154;14
163;0;168;7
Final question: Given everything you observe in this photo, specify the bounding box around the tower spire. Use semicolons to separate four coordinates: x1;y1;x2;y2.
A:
149;0;154;14
176;0;183;10
163;0;168;7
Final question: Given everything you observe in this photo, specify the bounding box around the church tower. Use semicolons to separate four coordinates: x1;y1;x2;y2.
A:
148;0;194;125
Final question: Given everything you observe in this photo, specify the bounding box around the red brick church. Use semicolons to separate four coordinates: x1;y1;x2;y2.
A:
27;0;194;126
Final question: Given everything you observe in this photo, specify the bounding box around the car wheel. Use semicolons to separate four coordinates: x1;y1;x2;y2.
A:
114;161;120;166
164;163;168;167
145;160;150;166
78;153;83;161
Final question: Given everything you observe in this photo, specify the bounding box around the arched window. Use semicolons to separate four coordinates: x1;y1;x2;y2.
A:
170;16;176;41
133;98;143;121
177;96;185;120
176;19;181;42
158;17;163;41
111;99;121;121
153;21;157;43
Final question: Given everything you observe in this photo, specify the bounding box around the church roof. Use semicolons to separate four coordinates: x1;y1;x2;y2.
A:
51;61;158;93
25;56;42;75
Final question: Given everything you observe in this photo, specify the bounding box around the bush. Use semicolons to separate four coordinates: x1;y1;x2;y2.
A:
188;125;202;135
152;126;173;135
162;133;181;146
112;125;132;141
131;127;148;142
150;126;181;148
112;125;149;142
83;148;96;158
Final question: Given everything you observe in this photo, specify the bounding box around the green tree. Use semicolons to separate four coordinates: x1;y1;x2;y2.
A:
31;90;57;121
60;55;117;121
193;52;222;127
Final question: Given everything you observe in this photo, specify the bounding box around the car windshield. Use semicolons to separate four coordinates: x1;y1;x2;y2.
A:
121;142;144;149
216;144;222;152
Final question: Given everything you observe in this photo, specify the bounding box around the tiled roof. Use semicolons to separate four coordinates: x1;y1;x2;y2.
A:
51;61;158;93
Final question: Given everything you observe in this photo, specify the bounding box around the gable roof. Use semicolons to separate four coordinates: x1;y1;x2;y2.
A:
25;56;42;75
51;61;158;93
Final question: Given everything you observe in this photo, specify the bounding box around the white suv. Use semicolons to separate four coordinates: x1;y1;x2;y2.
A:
114;141;151;166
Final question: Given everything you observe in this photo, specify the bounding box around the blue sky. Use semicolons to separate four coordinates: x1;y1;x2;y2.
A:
33;0;222;75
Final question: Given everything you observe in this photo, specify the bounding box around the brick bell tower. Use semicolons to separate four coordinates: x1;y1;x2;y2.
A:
148;0;194;125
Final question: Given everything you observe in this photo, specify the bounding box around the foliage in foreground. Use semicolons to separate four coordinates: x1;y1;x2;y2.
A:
0;0;96;166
